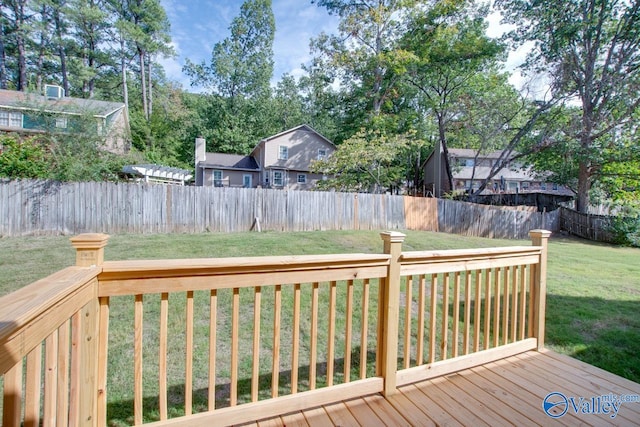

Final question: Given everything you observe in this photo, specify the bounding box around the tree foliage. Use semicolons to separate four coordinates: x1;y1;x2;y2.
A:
495;0;640;212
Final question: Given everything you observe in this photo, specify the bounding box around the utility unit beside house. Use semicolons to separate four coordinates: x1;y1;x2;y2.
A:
195;124;336;189
0;87;130;154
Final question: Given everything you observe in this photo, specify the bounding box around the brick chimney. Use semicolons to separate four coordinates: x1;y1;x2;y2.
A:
195;137;206;186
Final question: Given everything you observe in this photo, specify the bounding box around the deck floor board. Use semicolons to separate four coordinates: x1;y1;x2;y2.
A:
244;350;640;427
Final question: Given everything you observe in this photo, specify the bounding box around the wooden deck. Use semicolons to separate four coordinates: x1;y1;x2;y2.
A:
244;349;640;427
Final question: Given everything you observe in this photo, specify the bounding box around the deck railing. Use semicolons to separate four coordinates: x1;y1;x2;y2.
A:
0;230;550;426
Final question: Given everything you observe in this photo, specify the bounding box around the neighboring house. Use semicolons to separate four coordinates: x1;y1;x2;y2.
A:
0;86;130;154
424;148;574;203
195;124;336;190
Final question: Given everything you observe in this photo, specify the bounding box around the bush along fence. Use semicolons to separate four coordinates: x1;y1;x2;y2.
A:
1;179;555;239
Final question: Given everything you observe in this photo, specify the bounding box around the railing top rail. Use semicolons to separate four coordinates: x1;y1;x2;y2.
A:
96;253;392;296
100;253;391;279
400;246;542;264
0;266;100;341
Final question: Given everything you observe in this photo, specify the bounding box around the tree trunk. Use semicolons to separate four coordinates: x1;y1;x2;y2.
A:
0;22;7;89
576;162;591;213
120;38;129;109
53;6;69;95
138;47;148;121
147;54;153;117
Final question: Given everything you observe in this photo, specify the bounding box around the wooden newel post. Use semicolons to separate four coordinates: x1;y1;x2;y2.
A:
529;229;551;350
379;231;405;396
70;233;110;267
70;234;109;427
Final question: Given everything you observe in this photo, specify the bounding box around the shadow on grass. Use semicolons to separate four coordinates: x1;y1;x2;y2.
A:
545;293;640;383
106;348;379;425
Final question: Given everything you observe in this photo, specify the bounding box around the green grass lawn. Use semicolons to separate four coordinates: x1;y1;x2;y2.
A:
1;230;639;424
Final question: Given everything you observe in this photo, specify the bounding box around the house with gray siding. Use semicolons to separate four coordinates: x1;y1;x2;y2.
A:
195;125;335;189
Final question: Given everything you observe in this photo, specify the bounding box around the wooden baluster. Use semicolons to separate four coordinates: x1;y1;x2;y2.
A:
185;290;194;415
134;295;143;424
292;284;301;393
473;270;482;353
428;274;437;364
518;266;527;340
208;290;217;410
310;283;319;390
360;279;370;380
252;287;262;401
159;293;168;420
25;344;42;427
272;285;281;397
463;270;472;355
327;281;337;387
502;267;510;346
452;272;460;358
230;288;239;406
416;275;426;365
441;274;450;360
493;268;501;348
344;280;353;383
511;266;519;343
44;332;58;427
483;269;491;350
403;276;412;369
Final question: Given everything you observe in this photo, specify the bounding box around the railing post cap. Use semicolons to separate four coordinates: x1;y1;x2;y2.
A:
70;233;110;250
529;229;552;239
380;231;406;243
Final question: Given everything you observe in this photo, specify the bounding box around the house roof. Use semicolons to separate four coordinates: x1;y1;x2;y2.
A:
200;153;260;171
250;124;336;155
448;148;512;159
0;89;125;118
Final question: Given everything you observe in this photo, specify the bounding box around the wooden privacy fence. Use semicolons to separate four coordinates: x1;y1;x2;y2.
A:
438;198;559;240
1;180;557;239
0;230;551;426
559;207;615;243
0;180;405;235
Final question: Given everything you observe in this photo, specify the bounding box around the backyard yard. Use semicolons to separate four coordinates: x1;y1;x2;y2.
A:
1;229;639;424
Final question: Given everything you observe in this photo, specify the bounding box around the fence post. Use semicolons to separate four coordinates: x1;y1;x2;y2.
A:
70;233;109;427
529;229;551;350
379;231;405;396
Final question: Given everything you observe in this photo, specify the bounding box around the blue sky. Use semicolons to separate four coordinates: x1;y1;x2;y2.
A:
159;0;340;91
158;1;533;95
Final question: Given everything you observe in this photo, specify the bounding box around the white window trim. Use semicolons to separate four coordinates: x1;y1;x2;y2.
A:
55;116;68;129
273;170;284;187
297;174;307;184
278;145;288;160
0;111;23;128
318;149;327;160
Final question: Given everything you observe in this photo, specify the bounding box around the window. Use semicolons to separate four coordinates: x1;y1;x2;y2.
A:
213;170;223;187
0;111;23;128
521;182;530;190
541;182;547;190
552;183;559;191
297;174;307;184
273;170;284;186
318;149;327;160
465;158;475;167
55;117;68;129
278;145;288;160
243;174;252;188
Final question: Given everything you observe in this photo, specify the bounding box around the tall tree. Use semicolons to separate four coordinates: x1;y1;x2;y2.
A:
184;0;275;153
496;0;640;213
310;0;417;125
67;0;110;97
401;1;503;196
2;0;30;90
